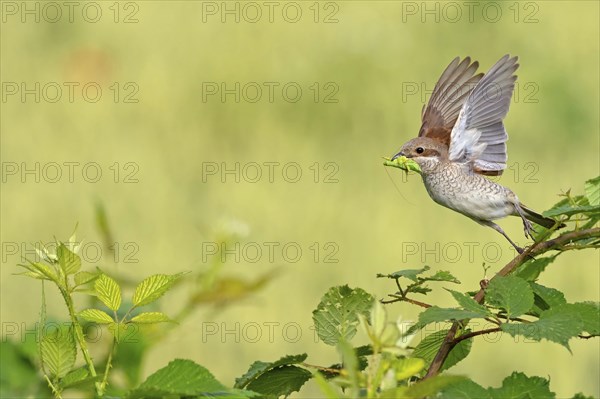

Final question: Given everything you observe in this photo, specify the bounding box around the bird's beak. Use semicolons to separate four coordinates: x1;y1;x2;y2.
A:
391;151;404;161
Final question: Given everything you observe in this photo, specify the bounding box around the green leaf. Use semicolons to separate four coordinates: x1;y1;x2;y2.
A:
312;371;342;399
312;285;374;346
78;309;114;324
387;375;466;399
572;302;600;335
246;365;312;397
571;394;595;399
529;283;567;316
94;273;121;311
407;285;432;295
74;271;99;286
543;203;600;217
441;378;491;399
489;371;555;398
17;261;60;284
235;354;308;389
392;357;425;380
412;329;472;373
425;270;461;283
337;340;359;396
57;243;81;275
584;176;600;206
40;326;76;379
60;367;100;389
130;312;173;324
14;270;49;280
501;304;584;350
514;255;558;282
127;359;235;399
410;307;488;333
60;367;87;386
446;290;491;316
379;266;430;282
363;301;401;349
486;276;534;319
132;273;183;308
443;372;555;399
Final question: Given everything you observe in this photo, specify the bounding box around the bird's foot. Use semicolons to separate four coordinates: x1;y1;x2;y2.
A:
522;218;534;240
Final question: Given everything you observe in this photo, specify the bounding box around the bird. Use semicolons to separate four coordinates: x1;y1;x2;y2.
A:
391;55;562;254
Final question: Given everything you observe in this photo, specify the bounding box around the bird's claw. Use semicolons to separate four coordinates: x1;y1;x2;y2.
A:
522;219;534;240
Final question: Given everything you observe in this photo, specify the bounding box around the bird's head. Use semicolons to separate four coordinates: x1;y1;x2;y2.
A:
392;137;448;174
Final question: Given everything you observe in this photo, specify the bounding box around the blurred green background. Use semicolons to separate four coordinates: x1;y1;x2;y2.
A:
1;1;599;397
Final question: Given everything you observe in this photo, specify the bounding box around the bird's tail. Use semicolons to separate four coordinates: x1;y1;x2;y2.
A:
520;203;565;229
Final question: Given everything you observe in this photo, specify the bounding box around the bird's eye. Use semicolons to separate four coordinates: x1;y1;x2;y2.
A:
416;147;424;154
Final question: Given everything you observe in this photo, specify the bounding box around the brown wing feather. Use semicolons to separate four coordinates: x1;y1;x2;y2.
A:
419;57;483;147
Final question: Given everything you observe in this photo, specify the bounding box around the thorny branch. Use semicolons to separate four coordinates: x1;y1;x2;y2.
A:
418;227;599;380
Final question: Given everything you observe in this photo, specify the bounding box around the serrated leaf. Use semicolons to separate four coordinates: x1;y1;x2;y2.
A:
584;176;600;206
387;375;466;399
441;378;491;399
79;309;114;324
529;283;567;316
130;312;173;324
132;273;183;308
57;243;81;275
571;393;595;399
406;285;432;295
443;372;555;399
412;329;472;373
312;285;374;346
127;359;232;399
424;270;461;283
15;270;48;280
381;266;430;282
486;276;534;319
410;307;488;333
543;204;600;217
490;371;555;398
446;290;491;316
572;302;600;335
40;326;76;379
501;304;584;350
246;366;312;397
235;354;308;389
95;273;121;311
514;255;557;282
74;271;99;286
355;344;373;357
18;261;60;284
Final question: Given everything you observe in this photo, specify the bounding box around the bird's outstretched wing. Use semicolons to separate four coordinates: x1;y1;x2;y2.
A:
448;55;519;175
419;57;483;147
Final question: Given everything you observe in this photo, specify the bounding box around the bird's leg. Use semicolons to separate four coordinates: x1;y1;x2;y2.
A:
479;220;525;254
513;203;535;239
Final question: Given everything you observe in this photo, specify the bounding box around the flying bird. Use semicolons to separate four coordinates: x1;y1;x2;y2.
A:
392;55;561;253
